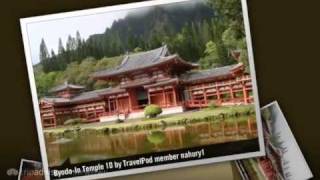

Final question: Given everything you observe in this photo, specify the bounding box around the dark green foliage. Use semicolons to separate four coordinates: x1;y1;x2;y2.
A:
39;39;52;73
34;56;122;97
144;104;163;118
35;69;62;98
103;127;110;135
78;128;100;137
205;0;249;71
133;47;143;53
39;38;49;62
207;0;244;33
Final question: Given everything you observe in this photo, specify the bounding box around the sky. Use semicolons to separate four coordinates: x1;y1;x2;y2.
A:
26;10;129;64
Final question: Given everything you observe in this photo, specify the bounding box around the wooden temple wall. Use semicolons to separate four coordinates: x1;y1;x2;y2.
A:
148;86;178;108
40;102;57;128
184;75;253;108
116;97;130;113
128;89;139;111
40;102;106;127
101;93;131;117
70;102;105;123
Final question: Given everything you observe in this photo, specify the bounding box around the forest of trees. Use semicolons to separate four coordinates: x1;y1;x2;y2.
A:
36;0;249;97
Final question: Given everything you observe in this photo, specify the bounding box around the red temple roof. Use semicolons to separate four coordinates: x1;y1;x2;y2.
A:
120;77;156;89
97;86;126;96
49;81;84;93
92;45;197;79
180;63;244;84
144;78;179;88
41;97;70;104
42;86;125;106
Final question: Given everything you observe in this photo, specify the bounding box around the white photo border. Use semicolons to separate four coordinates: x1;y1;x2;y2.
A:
20;0;265;179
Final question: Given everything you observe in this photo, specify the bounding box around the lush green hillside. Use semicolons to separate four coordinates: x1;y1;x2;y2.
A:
36;0;248;97
86;1;215;59
35;56;122;97
40;1;216;73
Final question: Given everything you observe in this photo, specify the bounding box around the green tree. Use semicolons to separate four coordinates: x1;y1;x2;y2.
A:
93;80;109;90
50;49;56;58
75;31;82;48
206;0;249;71
207;0;244;35
222;27;238;49
199;41;219;68
66;35;76;51
133;47;143;53
58;38;65;54
35;71;61;97
39;38;49;62
237;38;250;73
200;20;212;45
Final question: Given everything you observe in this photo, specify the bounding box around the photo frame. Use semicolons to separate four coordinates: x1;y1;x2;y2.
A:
235;101;313;180
20;0;265;179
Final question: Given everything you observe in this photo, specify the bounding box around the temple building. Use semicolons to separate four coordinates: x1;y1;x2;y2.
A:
39;45;253;128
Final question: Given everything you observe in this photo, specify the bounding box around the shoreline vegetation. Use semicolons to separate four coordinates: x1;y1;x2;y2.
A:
44;105;256;139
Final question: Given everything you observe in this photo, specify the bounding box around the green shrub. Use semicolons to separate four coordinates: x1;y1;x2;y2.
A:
103;127;112;134
63;118;84;126
111;128;120;134
63;129;76;138
144;104;162;118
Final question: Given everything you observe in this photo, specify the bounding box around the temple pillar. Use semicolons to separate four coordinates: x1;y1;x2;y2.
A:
116;96;119;112
108;98;111;114
229;85;234;103
52;107;57;127
242;83;248;104
148;90;151;105
84;107;88;119
128;90;132;112
94;105;97;118
203;86;208;105
162;88;166;107
216;82;221;104
172;87;177;106
53;114;57;127
189;89;194;106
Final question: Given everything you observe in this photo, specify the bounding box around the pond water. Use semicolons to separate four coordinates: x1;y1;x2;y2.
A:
46;115;257;167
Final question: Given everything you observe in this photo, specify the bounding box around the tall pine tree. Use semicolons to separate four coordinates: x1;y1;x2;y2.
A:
58;38;65;54
39;38;49;62
75;31;82;48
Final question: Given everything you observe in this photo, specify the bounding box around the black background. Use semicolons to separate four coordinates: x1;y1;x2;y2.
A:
0;0;319;179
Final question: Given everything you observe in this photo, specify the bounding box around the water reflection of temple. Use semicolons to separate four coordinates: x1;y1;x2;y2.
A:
47;118;257;166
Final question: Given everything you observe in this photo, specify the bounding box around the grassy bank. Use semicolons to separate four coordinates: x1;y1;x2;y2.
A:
44;105;256;138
